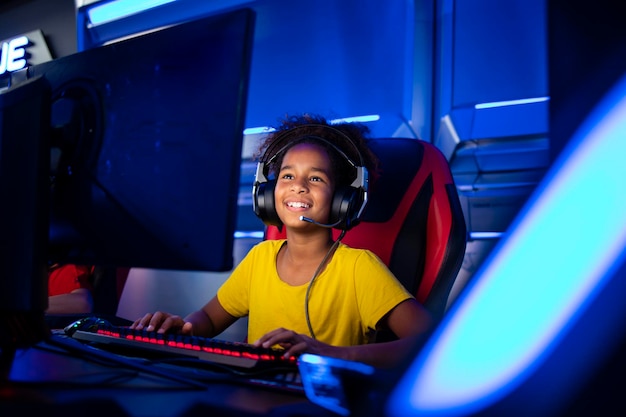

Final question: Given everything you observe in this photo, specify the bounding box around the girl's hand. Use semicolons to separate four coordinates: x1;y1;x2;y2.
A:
252;327;336;359
130;311;193;335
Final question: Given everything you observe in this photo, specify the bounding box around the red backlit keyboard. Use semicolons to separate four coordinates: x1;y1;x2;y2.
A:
68;322;298;370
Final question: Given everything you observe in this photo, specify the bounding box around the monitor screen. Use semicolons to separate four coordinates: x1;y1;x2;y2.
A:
0;75;51;322
23;9;255;272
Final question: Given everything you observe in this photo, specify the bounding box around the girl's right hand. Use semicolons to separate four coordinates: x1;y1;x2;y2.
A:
130;311;193;335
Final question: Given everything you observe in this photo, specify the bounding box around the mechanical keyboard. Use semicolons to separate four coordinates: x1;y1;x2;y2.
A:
65;317;298;371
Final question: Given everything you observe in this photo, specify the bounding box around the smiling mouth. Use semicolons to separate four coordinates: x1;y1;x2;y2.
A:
286;201;310;209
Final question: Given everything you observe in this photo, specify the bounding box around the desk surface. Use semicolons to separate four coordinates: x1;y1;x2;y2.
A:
1;337;333;417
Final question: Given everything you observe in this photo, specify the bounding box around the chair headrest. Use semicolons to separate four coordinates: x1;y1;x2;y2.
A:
362;138;423;223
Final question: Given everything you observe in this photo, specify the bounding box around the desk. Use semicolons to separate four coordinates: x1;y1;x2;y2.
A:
1;337;334;417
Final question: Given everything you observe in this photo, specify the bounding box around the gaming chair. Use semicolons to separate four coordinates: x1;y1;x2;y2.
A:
262;137;467;322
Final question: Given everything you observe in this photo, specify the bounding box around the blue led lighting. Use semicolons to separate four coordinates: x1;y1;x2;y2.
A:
234;231;264;239
243;126;276;135
387;75;626;416
469;231;504;240
243;114;380;136
87;0;177;26
330;114;380;124
475;96;549;110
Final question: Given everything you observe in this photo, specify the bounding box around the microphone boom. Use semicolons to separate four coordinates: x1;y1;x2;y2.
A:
299;216;342;228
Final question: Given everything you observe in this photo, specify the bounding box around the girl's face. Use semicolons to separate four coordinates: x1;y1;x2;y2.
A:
274;143;335;229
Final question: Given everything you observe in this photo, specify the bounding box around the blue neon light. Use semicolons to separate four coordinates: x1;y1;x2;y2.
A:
469;231;504;240
234;231;264;239
388;75;626;416
243;126;275;135
475;96;549;110
330;114;380;124
243;114;380;136
87;0;177;26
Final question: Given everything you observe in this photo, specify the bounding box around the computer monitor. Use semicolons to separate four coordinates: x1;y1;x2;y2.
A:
0;8;254;356
0;75;52;352
36;8;254;272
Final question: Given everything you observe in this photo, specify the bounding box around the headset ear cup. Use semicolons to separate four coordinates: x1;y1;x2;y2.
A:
254;180;282;227
330;186;362;231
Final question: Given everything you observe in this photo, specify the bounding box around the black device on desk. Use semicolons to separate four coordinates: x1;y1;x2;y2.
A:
54;316;305;394
64;317;298;373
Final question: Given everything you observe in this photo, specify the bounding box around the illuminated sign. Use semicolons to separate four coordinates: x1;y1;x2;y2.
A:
0;30;53;77
0;36;28;74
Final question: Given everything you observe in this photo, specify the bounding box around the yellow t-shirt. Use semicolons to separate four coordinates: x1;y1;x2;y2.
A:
217;239;413;346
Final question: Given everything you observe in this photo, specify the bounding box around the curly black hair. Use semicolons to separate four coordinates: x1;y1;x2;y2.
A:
255;114;380;188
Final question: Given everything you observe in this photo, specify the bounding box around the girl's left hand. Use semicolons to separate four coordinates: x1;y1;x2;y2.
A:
252;327;336;359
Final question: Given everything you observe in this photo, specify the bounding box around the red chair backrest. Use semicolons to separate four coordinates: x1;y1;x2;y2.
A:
264;138;467;320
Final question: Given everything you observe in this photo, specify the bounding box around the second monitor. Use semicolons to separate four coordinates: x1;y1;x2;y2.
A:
29;9;256;272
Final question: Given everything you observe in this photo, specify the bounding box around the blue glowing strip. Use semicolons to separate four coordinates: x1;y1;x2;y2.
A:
243;126;275;135
469;231;503;240
388;76;626;416
234;231;264;239
330;114;380;124
475;96;549;110
243;114;380;136
87;0;177;26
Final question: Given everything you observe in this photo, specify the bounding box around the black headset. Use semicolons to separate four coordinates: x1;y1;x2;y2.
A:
252;125;369;231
